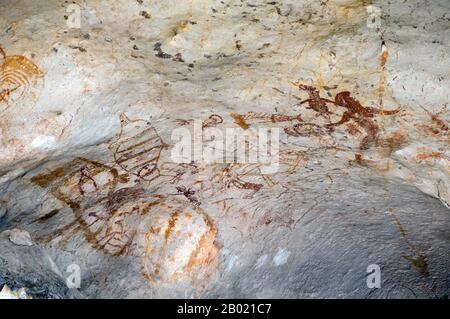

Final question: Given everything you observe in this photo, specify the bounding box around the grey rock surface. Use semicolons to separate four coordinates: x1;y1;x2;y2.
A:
0;0;448;298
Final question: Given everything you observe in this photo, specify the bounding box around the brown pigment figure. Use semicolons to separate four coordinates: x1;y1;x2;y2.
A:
221;167;263;195
0;47;17;106
0;86;19;106
0;47;43;109
298;84;335;118
327;91;400;149
232;112;302;126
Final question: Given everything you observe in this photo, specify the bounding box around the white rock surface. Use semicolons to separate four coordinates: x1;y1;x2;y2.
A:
0;284;30;299
4;229;33;246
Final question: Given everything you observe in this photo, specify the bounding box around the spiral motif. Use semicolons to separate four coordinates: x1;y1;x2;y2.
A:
0;48;43;108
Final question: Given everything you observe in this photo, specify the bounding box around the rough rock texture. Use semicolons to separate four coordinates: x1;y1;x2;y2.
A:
0;0;449;298
3;228;34;246
0;284;31;299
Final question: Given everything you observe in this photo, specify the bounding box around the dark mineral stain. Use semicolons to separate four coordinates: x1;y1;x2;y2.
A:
173;53;184;62
389;210;430;277
153;42;172;59
37;209;60;222
140;11;151;19
69;45;86;52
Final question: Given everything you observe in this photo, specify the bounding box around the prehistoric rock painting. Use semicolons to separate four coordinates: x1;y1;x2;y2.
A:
32;158;218;281
79;188;156;255
284;122;324;137
27;86;404;286
416;105;449;137
220;166;263;193
230;111;302;130
174;114;223;129
326;91;400;149
230;84;400;150
160;162;200;185
139;201;218;283
109;113;167;182
298;84;400;149
32;156;137;251
31;157;121;208
31;115;219;283
297;84;334;118
0;47;43;111
202;114;223;128
278;149;309;174
174;185;201;206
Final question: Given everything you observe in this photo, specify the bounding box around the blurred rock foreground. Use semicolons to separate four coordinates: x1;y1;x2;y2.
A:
0;0;449;298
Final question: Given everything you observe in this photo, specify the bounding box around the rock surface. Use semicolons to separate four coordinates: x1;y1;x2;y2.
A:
0;284;30;299
4;228;33;246
0;0;448;298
